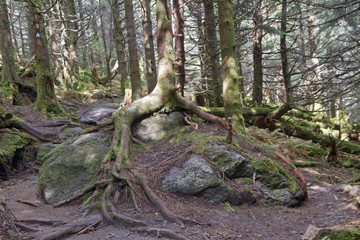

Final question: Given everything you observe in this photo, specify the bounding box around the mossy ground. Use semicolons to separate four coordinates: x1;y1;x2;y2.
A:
314;229;360;240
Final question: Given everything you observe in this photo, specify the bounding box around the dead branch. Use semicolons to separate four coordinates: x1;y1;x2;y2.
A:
17;199;42;207
129;227;190;240
14;222;40;232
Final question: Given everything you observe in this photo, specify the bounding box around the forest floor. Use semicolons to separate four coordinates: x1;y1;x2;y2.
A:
1;98;360;240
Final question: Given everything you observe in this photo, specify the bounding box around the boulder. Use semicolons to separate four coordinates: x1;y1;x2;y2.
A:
207;144;254;179
162;154;233;203
80;107;115;125
36;143;59;165
37;133;110;205
132;111;186;142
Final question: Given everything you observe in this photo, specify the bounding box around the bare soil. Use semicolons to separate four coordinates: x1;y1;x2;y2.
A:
1;102;359;240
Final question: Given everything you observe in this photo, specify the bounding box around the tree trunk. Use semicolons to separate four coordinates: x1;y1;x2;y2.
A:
252;0;263;106
112;0;128;96
172;0;185;97
124;0;142;100
99;13;111;77
63;0;80;89
48;18;64;86
140;0;157;94
218;0;245;132
0;0;20;103
280;0;293;105
203;0;222;106
26;0;63;114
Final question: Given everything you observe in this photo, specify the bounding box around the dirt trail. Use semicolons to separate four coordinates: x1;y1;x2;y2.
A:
1;103;359;240
2;158;359;240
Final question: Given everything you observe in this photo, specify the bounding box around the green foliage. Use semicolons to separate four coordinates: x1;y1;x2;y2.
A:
224;201;235;212
314;229;360;240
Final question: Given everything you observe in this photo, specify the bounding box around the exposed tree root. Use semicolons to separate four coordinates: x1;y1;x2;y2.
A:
39;217;101;240
16;218;67;226
17;199;42;207
54;179;111;207
14;222;40;232
129;227;190;240
138;175;184;227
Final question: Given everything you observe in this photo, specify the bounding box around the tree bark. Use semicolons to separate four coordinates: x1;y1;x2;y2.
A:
280;0;293;105
218;0;245;132
252;0;263;106
0;0;19;86
26;0;63;114
112;0;128;96
173;0;185;96
124;0;142;100
203;0;222;106
62;0;80;89
140;0;157;94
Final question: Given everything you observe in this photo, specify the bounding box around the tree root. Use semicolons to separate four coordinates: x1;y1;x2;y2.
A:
17;218;67;226
54;179;111;207
39;217;101;240
129;227;190;240
14;222;40;232
17;199;42;207
138;175;184;227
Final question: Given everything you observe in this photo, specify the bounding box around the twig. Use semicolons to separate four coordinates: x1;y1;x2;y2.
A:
17;199;42;207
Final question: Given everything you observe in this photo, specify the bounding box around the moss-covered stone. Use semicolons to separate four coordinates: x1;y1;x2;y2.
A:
0;129;31;179
36;143;59;165
37;133;110;205
314;229;360;240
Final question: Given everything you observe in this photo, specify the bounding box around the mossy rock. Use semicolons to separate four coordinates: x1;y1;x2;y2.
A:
36;143;59;165
37;133;110;205
0;129;31;179
162;154;233;203
207;144;254;179
314;229;360;240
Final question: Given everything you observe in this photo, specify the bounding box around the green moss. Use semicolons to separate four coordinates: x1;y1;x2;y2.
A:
296;145;327;157
314;229;360;240
249;155;298;194
293;161;320;167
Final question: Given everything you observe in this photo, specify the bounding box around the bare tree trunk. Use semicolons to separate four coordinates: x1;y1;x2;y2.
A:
124;0;142;100
218;0;245;132
252;0;263;106
99;13;111;77
26;0;63;114
48;19;64;85
280;0;293;105
63;0;80;88
112;0;128;96
19;14;27;58
173;0;185;96
140;0;157;94
203;0;222;106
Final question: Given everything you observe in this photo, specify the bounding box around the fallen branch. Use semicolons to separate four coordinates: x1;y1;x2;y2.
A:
14;222;40;232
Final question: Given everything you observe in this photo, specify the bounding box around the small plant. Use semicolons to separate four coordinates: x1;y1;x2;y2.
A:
224;202;235;212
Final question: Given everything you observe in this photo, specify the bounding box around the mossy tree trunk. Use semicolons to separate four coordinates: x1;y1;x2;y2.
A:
0;0;20;103
112;0;128;96
252;0;263;106
140;0;157;94
124;0;142;100
26;0;63;114
218;0;245;133
203;0;222;107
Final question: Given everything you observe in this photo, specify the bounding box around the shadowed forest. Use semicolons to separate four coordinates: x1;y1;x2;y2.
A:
0;0;360;239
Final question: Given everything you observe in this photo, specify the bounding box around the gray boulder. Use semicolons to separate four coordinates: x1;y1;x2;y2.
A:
207;144;254;179
37;133;110;205
132;111;186;142
80;107;115;125
36;143;59;165
162;154;233;203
